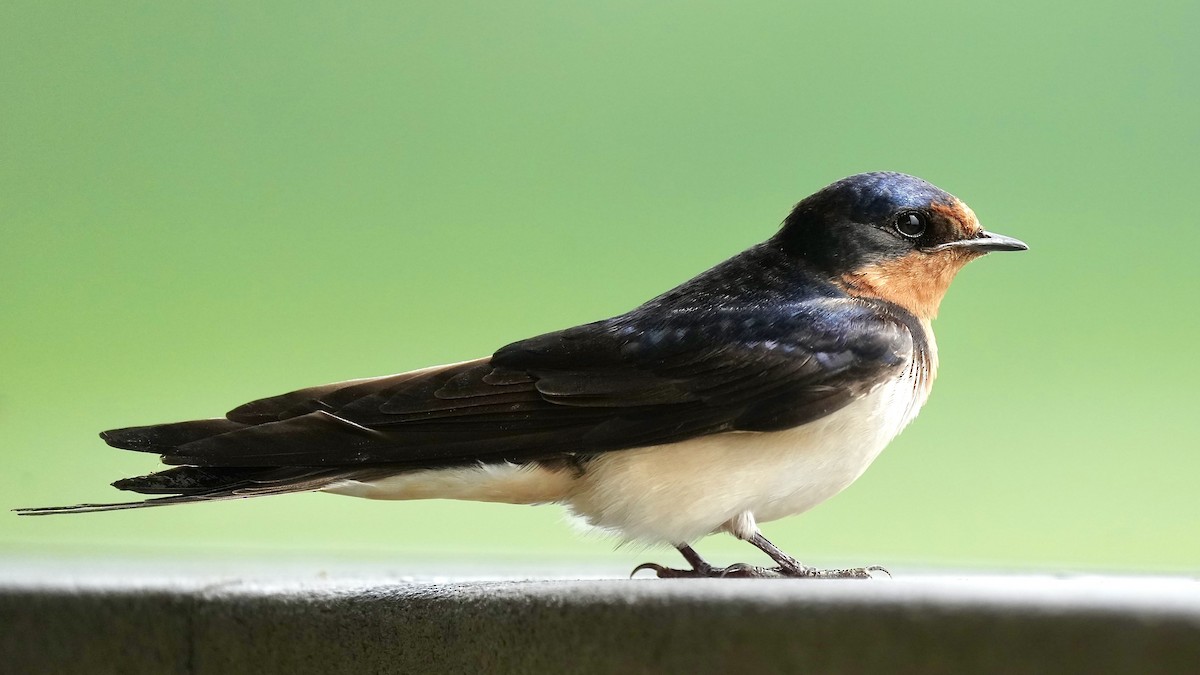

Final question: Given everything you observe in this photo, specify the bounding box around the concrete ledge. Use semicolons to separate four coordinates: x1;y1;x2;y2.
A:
3;560;1199;674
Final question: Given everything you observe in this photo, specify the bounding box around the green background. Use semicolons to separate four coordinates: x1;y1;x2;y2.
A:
3;1;1197;572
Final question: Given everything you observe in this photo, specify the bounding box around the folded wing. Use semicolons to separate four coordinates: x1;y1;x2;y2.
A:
107;298;914;470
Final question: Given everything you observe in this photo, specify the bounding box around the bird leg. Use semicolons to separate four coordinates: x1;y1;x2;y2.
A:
630;535;891;579
745;531;890;579
631;543;797;579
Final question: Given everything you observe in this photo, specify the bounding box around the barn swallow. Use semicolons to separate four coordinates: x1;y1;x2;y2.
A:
17;172;1026;579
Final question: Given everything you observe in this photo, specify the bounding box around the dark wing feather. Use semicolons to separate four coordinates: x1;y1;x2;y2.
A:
152;298;913;468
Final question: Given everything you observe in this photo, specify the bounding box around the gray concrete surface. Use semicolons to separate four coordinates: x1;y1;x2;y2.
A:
2;558;1199;674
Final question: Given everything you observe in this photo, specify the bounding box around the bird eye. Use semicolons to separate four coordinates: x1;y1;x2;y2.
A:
895;212;927;238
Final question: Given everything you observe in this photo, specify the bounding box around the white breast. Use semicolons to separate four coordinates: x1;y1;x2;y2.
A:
562;365;930;545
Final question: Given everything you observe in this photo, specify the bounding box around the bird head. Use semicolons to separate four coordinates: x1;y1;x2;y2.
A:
773;172;1027;320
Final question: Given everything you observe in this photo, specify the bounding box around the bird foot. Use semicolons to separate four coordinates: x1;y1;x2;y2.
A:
779;564;892;579
631;561;780;578
631;561;891;579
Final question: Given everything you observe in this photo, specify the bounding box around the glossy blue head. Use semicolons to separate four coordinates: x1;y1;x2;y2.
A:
801;172;953;224
774;172;1026;277
773;172;1027;318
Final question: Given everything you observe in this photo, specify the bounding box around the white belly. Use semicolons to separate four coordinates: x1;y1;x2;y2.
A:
563;369;928;544
325;369;929;546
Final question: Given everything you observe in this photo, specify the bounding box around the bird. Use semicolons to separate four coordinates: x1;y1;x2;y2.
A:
16;172;1027;578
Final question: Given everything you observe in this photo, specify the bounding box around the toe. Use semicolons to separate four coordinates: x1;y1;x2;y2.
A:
720;563;781;579
776;563;819;578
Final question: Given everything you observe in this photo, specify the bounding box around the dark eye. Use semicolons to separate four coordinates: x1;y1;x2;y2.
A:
895;211;927;238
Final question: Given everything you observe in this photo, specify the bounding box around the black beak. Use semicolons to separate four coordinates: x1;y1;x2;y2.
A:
933;230;1028;253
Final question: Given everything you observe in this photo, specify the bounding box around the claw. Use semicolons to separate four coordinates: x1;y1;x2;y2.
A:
630;562;711;578
630;562;667;578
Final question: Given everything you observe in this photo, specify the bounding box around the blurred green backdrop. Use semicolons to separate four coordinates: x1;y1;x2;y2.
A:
2;1;1197;572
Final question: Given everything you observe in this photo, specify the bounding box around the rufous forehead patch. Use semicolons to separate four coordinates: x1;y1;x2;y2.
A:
929;199;981;239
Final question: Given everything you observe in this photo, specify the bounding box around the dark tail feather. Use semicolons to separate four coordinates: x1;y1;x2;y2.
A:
13;466;387;516
113;467;225;495
14;493;254;515
100;419;249;453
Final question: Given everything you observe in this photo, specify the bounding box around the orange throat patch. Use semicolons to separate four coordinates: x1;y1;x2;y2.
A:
837;249;978;320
